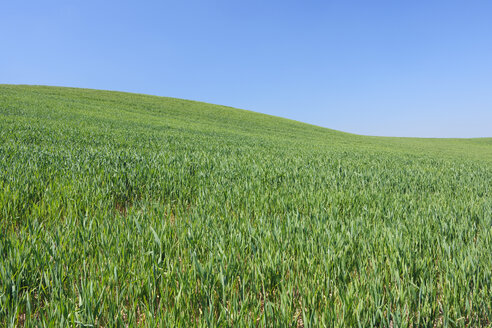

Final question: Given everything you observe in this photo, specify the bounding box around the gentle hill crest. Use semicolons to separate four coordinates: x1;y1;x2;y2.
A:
1;84;490;161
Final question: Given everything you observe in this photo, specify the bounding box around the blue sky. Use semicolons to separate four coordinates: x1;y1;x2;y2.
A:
2;0;491;137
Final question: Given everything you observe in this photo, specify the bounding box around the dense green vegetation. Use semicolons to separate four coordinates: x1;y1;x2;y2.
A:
1;85;491;327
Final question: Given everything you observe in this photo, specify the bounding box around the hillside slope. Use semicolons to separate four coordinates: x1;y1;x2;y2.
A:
1;85;491;327
2;85;491;161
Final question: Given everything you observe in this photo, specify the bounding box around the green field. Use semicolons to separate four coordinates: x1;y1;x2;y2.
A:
1;85;491;327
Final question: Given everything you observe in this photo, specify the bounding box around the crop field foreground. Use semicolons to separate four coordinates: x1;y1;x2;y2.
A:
0;85;491;327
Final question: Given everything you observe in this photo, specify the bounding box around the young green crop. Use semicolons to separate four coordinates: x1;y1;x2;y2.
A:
0;85;491;327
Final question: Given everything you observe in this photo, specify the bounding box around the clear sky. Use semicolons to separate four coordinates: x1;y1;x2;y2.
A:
2;1;491;137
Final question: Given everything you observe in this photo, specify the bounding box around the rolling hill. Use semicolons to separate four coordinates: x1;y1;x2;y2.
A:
1;85;491;327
